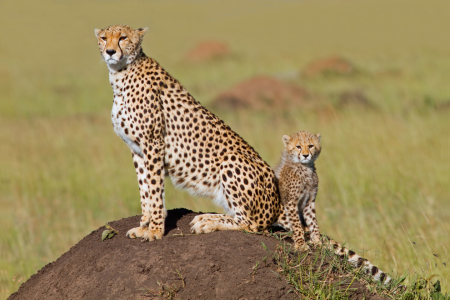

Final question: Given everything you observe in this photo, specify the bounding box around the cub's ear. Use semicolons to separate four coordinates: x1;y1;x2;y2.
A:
94;28;102;38
137;27;149;38
316;133;321;142
282;135;291;147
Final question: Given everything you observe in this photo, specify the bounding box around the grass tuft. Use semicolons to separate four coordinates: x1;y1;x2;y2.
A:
265;231;450;300
141;268;185;300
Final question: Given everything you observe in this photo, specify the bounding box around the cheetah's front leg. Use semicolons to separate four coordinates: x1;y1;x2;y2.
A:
126;140;166;241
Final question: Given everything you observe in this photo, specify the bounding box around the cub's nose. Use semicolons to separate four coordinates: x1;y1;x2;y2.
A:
106;49;116;56
302;154;309;158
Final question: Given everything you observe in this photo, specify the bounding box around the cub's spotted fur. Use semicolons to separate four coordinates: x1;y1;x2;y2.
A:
274;131;322;251
274;131;392;285
95;25;282;241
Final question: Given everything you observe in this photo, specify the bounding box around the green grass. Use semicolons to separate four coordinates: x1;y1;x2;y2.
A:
264;233;449;299
1;0;450;298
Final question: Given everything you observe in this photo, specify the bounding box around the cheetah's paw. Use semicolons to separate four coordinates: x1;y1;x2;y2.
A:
142;228;164;241
190;215;218;234
126;227;146;239
126;227;163;241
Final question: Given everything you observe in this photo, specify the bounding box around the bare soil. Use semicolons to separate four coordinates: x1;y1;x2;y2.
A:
303;56;356;77
337;90;378;110
8;209;388;300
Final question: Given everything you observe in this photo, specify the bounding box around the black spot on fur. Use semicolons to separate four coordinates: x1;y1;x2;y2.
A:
371;266;378;276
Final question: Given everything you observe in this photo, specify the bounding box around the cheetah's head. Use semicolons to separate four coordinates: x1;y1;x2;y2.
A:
94;25;148;71
282;131;321;165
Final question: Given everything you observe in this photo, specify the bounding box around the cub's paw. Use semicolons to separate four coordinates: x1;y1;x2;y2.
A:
126;227;146;239
309;235;323;247
311;239;322;247
294;243;310;252
190;215;218;234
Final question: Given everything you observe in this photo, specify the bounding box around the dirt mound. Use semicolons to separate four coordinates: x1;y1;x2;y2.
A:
185;41;231;62
9;209;388;300
303;56;356;77
336;90;377;110
213;76;310;110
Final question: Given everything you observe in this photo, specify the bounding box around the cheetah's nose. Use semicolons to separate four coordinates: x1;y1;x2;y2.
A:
106;49;116;56
303;154;309;158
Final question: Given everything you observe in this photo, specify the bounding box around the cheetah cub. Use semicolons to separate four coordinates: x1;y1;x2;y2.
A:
274;131;395;285
274;131;322;251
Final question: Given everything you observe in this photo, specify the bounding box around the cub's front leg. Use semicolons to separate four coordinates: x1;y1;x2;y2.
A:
285;192;310;252
126;139;166;241
302;197;321;246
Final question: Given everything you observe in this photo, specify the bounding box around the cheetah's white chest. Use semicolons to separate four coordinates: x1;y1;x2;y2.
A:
110;73;144;158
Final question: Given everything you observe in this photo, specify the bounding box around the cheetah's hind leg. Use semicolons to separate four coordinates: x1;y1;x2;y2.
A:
190;214;251;234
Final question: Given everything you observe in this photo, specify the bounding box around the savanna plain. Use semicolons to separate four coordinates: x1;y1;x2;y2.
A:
0;0;449;298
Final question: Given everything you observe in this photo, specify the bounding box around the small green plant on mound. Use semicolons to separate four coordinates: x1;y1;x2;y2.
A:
262;232;449;300
101;223;119;241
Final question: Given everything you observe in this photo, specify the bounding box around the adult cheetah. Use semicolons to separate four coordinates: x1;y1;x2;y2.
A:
95;25;282;241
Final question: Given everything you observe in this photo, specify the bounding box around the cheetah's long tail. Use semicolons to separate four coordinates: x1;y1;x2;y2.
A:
322;236;392;285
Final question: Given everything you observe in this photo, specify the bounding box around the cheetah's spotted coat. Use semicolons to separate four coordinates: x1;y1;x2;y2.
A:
95;25;282;241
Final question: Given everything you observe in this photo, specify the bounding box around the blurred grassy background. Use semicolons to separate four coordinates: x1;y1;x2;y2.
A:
1;0;449;297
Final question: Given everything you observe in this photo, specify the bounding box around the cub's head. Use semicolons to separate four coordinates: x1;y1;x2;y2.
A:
94;25;148;71
282;131;321;165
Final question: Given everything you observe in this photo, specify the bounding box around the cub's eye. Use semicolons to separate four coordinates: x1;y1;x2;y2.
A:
101;37;107;41
119;36;127;41
296;145;301;149
309;145;314;149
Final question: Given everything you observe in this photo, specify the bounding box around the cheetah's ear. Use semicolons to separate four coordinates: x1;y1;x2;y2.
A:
282;135;291;147
137;27;148;39
94;28;102;38
316;133;321;142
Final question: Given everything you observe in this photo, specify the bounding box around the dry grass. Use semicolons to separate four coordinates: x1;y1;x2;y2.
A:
1;0;450;298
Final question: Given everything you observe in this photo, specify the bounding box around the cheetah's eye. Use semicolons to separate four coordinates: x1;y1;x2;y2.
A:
296;145;301;149
309;145;314;149
101;37;107;41
119;36;127;41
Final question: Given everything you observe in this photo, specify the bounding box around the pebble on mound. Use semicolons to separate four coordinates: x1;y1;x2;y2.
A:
213;76;310;110
8;209;389;300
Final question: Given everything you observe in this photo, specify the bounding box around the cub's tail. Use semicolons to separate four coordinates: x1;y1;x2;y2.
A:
323;236;392;285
